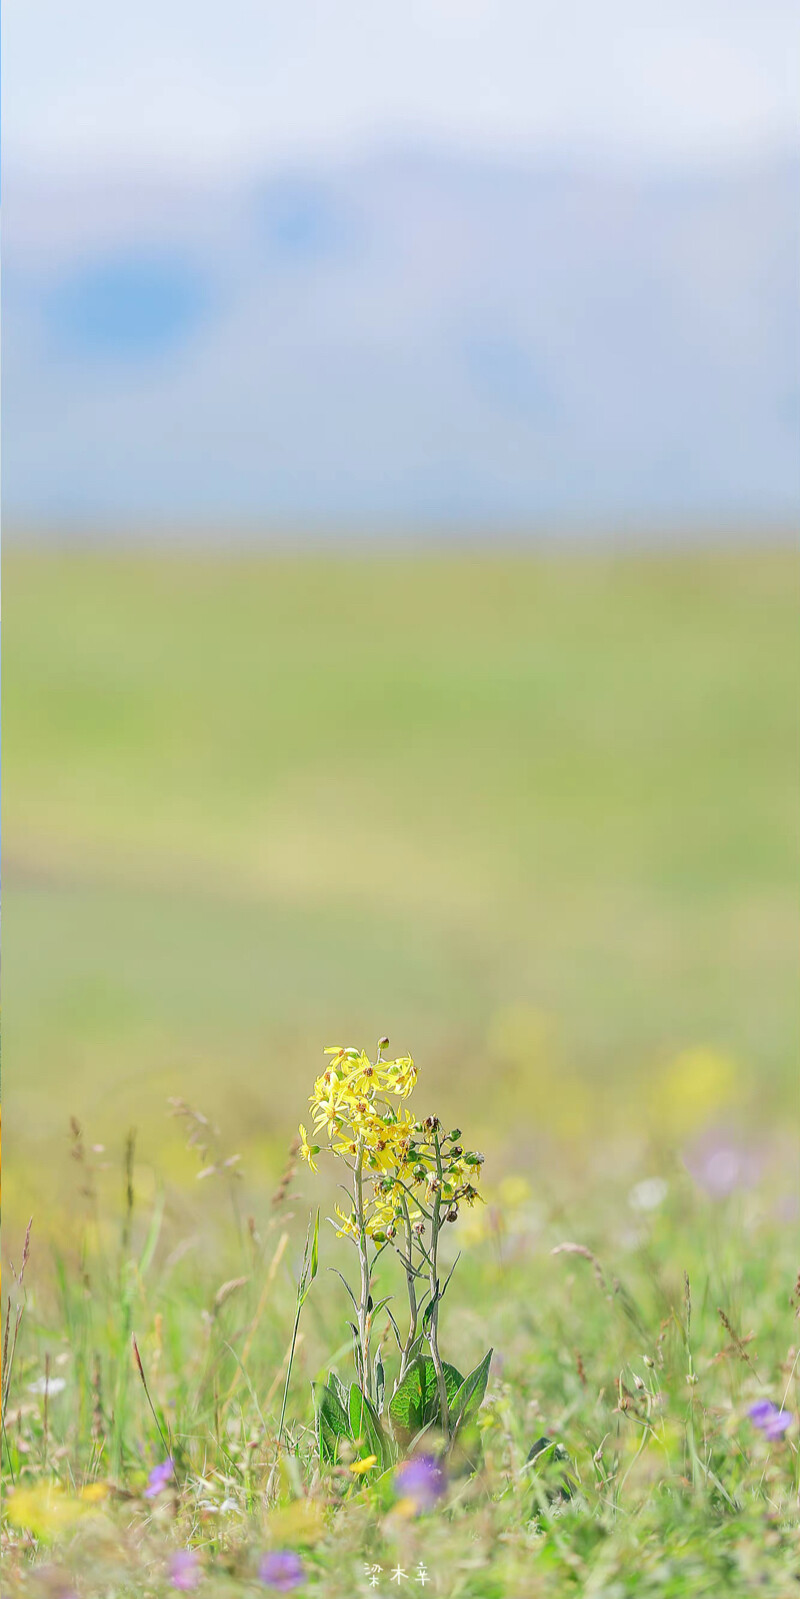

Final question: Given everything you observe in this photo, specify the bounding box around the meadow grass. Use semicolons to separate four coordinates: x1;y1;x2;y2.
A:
2;544;798;1592
2;1095;798;1596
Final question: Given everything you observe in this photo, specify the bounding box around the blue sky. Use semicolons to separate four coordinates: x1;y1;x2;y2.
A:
5;1;799;531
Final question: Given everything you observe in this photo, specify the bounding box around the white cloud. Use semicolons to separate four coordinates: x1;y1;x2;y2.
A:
6;0;799;174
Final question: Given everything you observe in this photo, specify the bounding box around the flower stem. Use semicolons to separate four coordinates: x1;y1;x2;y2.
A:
397;1197;418;1386
427;1131;450;1444
353;1135;372;1400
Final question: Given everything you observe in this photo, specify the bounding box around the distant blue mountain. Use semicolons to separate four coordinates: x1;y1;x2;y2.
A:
5;149;799;533
46;254;210;358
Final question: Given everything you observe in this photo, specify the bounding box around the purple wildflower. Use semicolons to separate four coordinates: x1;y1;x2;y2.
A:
32;1571;77;1599
170;1549;201;1591
749;1401;792;1441
258;1550;305;1591
394;1454;446;1513
144;1457;175;1498
681;1130;761;1199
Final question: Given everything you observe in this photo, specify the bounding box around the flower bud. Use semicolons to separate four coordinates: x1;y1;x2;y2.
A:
448;1129;462;1141
378;1036;390;1050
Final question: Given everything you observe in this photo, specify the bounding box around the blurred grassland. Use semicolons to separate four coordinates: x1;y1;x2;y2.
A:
3;545;798;1228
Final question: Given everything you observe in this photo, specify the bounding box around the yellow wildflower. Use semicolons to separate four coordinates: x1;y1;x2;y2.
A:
298;1125;319;1172
369;1194;419;1236
79;1482;109;1503
364;1139;402;1173
336;1051;380;1098
650;1046;740;1136
7;1482;98;1540
333;1206;359;1240
311;1093;346;1136
379;1055;417;1097
497;1175;531;1209
332;1135;360;1161
265;1499;325;1543
350;1454;378;1475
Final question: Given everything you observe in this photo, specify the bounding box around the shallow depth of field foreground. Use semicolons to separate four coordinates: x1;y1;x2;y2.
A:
2;547;799;1595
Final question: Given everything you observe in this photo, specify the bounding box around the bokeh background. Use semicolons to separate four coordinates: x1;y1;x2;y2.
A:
3;1;799;1234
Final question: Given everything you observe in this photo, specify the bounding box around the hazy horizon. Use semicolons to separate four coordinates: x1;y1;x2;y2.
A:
6;143;799;538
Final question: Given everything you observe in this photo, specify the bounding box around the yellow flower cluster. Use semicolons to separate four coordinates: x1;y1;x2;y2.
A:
299;1045;483;1242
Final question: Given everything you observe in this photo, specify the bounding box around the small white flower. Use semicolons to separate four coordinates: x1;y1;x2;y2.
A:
628;1177;668;1212
27;1376;67;1397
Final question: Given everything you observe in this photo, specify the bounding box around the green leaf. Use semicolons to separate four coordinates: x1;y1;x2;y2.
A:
422;1290;438;1336
328;1268;359;1315
327;1371;349;1412
374;1351;386;1417
388;1357;463;1439
405;1333;425;1365
348;1385;392;1470
439;1252;461;1302
369;1294;395;1321
138;1187;166;1278
309;1209;320;1282
452;1348;493;1432
524;1437;576;1502
298;1210;321;1309
312;1381;352;1463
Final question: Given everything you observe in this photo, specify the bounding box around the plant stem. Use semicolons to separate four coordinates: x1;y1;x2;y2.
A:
277;1296;304;1446
397;1197;418;1385
353;1136;372;1400
391;1175;435;1223
427;1132;450;1444
278;1211;318;1446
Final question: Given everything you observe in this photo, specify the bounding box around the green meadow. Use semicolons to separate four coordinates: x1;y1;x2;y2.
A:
4;547;798;1181
2;544;799;1596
